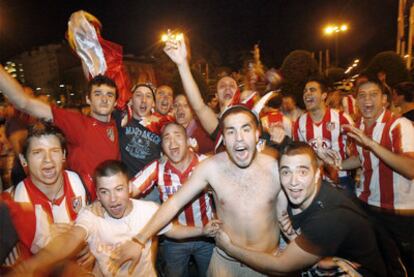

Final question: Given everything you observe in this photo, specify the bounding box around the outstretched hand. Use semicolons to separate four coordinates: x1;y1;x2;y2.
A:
342;124;375;150
276;191;296;240
318;148;343;169
108;239;144;276
163;35;188;65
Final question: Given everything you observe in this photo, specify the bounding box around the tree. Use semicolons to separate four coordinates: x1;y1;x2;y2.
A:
280;50;319;108
365;51;410;87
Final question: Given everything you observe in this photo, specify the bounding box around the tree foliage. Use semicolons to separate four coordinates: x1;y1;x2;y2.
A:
365;51;410;87
280;50;319;108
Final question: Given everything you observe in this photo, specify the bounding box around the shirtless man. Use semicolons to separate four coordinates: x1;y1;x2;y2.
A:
110;105;282;276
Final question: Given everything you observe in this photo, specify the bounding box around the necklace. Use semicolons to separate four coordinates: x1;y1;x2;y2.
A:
51;182;64;205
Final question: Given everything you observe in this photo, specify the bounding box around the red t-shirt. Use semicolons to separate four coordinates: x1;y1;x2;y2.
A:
52;106;120;179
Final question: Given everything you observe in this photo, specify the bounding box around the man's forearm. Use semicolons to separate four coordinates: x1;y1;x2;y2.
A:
0;66;30;111
134;197;182;243
165;224;203;240
340;155;361;170
176;62;218;134
370;141;414;179
0;65;52;120
223;243;288;275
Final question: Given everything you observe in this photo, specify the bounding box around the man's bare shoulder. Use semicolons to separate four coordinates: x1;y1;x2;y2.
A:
201;151;228;163
192;152;230;181
256;152;279;169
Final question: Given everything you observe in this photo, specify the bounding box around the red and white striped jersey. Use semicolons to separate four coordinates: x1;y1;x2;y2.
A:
131;153;214;227
342;95;356;116
3;170;87;265
293;108;354;178
356;109;414;210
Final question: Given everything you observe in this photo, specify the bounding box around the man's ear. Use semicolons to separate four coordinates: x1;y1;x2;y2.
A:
315;168;321;184
19;153;28;168
86;95;91;105
62;149;66;161
321;92;328;101
128;181;132;195
381;94;388;106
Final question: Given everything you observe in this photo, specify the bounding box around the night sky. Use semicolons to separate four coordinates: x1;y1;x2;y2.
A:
0;0;398;69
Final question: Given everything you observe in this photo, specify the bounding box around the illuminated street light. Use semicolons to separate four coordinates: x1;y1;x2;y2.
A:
161;30;184;42
323;23;348;66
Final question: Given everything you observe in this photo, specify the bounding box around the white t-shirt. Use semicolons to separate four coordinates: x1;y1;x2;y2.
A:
75;199;171;277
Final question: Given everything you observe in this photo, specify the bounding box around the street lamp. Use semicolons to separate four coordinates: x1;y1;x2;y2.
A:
324;24;348;66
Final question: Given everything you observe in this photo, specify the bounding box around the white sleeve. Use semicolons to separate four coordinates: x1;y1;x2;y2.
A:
392;117;414;153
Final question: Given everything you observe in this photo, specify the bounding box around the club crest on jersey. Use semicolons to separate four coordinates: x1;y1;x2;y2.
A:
107;127;115;142
72;196;82;213
326;122;336;132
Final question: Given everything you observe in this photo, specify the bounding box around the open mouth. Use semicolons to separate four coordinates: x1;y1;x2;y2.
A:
176;112;185;120
161;100;170;107
288;188;303;199
234;145;249;160
223;91;234;100
109;204;123;215
42;166;56;178
362;104;374;113
169;147;180;156
139;104;148;113
304;97;314;105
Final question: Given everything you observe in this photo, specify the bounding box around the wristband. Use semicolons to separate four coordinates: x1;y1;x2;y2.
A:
131;237;146;248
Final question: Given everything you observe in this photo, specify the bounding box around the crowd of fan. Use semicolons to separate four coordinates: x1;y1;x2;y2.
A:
0;35;413;277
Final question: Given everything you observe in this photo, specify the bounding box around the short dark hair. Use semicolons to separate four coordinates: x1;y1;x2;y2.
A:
306;76;328;93
23;122;66;159
161;121;187;139
393;81;414;102
87;75;118;99
219;105;259;130
355;76;385;95
94;160;128;185
279;141;318;171
132;83;156;100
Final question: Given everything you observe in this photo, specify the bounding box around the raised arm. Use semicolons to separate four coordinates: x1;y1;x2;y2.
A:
0;65;52;120
215;230;320;275
164;38;219;135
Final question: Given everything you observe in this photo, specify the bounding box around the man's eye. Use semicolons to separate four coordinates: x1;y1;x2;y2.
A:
281;170;290;176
